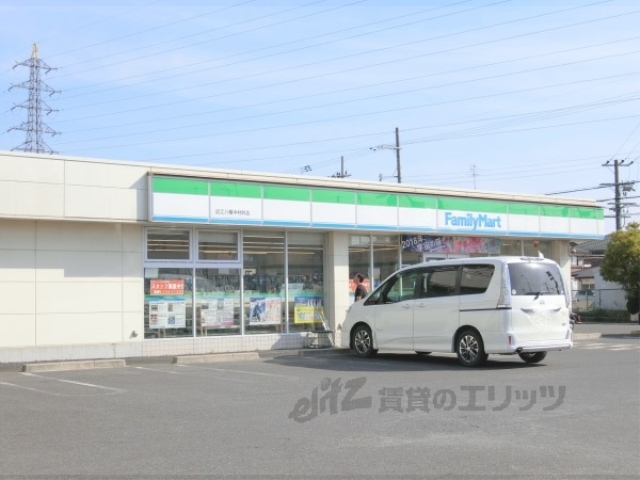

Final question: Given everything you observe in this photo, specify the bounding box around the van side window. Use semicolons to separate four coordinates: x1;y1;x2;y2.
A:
460;265;495;295
418;267;458;298
382;271;419;304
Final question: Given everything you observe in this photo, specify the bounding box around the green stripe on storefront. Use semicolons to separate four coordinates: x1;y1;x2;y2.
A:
211;181;261;198
153;177;208;195
569;207;604;219
508;203;540;216
357;192;398;207
152;176;603;220
541;205;569;217
263;185;310;201
398;194;437;209
311;188;356;204
437;197;508;214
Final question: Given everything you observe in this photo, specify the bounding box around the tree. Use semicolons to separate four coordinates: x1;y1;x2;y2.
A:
600;222;640;314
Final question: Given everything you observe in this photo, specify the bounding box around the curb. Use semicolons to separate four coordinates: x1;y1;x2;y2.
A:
298;348;353;357
22;359;126;373
172;352;259;365
574;331;640;340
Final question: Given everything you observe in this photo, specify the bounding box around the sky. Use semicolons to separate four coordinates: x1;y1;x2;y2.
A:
0;1;638;234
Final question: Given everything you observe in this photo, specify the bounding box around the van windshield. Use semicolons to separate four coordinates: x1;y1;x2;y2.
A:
508;262;564;296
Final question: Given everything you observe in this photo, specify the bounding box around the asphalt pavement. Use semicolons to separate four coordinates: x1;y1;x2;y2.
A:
0;334;638;479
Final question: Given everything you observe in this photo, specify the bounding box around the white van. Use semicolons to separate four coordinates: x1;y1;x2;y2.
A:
340;256;573;367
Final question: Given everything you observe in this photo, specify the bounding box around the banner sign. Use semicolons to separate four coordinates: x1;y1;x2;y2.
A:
401;235;501;254
150;279;184;295
150;176;604;239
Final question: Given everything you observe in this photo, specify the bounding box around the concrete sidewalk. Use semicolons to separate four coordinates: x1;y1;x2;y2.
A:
2;324;636;373
573;322;640;339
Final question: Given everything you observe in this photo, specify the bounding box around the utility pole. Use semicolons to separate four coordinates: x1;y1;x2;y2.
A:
602;159;635;230
470;164;477;189
394;127;401;184
371;127;402;183
8;44;60;154
331;156;351;178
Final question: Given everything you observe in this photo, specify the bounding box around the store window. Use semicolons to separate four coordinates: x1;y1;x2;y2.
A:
198;231;239;261
524;239;551;258
373;234;399;289
195;268;241;336
400;249;422;268
348;234;401;300
146;228;190;260
243;230;285;335
144;268;193;338
500;239;522;256
287;232;325;333
349;235;371;302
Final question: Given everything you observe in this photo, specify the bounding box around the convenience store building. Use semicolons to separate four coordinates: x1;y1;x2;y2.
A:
0;151;605;363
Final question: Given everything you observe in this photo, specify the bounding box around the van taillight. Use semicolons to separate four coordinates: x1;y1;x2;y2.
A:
497;262;511;308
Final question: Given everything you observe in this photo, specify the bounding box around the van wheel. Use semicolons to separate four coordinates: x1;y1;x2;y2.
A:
352;325;377;358
518;351;547;364
456;330;488;367
415;351;432;355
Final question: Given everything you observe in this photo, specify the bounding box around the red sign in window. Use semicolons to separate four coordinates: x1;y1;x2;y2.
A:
150;279;185;295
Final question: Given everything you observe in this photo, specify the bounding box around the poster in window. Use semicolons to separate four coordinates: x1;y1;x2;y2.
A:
401;235;501;254
148;298;186;329
248;297;282;325
294;296;324;324
201;298;236;328
148;279;186;329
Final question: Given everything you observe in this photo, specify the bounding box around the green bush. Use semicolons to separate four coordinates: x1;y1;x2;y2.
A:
579;308;633;323
626;290;640;314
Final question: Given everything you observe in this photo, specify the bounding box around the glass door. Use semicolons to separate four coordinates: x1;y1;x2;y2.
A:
195;268;241;336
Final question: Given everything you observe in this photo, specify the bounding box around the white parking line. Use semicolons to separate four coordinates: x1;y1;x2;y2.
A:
578;343;608;349
0;381;65;396
21;373;125;394
609;345;640;350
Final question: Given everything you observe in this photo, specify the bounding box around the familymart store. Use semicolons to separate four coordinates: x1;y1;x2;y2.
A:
0;152;604;363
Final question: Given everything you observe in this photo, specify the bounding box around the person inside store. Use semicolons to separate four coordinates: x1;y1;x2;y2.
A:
353;273;368;302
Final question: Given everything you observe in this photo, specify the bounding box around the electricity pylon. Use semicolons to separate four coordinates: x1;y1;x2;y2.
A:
9;43;60;154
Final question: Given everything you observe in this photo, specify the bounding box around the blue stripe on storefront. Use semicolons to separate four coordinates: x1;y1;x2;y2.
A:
153;216;602;238
394;226;438;232
153;215;209;223
262;220;314;227
311;222;357;229
354;224;399;230
507;230;605;239
208;219;263;225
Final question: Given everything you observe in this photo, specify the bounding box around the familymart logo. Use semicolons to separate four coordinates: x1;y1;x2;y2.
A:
444;212;503;231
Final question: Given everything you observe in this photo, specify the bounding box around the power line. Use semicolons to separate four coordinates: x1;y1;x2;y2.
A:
51;1;632;109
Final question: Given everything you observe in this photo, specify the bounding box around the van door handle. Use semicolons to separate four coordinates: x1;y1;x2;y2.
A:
401;304;412;309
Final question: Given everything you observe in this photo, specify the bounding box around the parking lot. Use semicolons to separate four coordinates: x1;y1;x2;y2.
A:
1;336;639;479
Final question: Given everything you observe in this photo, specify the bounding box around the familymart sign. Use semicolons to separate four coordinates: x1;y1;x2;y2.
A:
149;175;604;239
